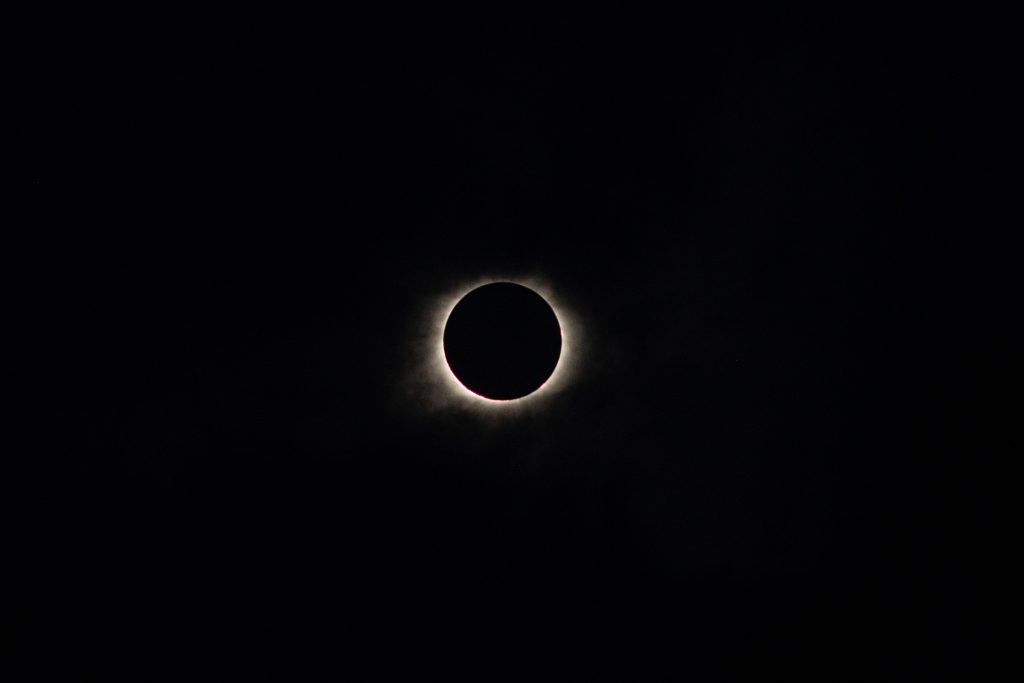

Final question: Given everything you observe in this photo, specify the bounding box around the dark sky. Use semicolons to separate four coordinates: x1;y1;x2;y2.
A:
27;6;986;680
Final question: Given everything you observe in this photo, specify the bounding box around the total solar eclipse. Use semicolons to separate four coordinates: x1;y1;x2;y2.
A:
443;282;562;401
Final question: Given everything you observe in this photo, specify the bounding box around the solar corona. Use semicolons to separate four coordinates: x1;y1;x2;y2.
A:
420;277;579;411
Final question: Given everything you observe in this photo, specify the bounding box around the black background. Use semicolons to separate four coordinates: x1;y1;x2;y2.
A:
27;5;987;680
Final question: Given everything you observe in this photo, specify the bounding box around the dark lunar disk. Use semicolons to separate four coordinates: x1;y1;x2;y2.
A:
443;282;562;400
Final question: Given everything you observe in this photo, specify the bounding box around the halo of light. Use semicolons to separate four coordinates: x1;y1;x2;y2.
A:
409;274;582;415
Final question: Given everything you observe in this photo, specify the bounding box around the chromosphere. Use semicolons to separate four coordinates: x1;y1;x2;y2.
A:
443;282;562;401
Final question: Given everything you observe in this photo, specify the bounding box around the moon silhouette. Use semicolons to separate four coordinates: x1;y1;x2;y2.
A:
442;282;562;401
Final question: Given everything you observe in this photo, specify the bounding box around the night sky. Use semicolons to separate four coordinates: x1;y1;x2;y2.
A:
27;6;986;680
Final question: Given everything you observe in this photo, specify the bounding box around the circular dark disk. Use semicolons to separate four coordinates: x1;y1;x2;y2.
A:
443;282;562;401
